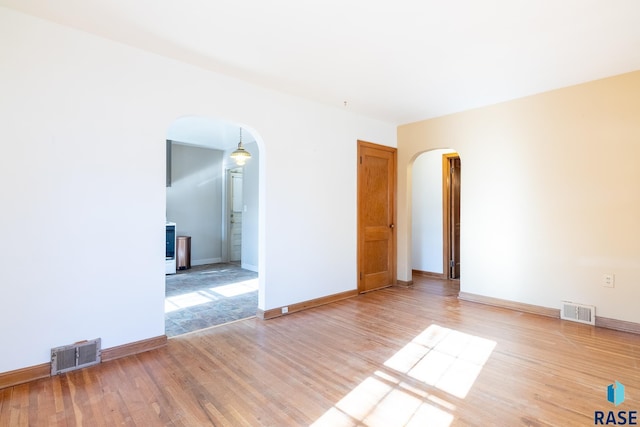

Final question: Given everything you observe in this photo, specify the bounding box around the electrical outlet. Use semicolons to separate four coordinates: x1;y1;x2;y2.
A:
281;306;289;314
602;274;615;288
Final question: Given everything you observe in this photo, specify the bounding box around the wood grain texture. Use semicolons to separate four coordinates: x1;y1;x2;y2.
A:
2;277;639;426
396;279;414;287
0;364;49;391
101;335;168;362
358;140;397;293
596;316;640;335
413;269;446;279
458;290;561;318
257;289;358;320
0;336;167;391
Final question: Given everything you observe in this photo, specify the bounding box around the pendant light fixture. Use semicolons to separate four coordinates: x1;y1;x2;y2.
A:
230;128;251;166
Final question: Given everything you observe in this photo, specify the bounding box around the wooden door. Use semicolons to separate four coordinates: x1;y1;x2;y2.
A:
358;141;397;293
443;154;461;279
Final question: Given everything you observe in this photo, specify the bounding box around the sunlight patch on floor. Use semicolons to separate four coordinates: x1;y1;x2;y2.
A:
312;324;496;426
312;372;453;427
165;279;258;313
385;324;495;399
210;279;258;297
165;291;220;313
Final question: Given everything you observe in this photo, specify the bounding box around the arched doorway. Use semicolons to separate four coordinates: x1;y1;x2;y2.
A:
411;149;460;280
164;115;261;336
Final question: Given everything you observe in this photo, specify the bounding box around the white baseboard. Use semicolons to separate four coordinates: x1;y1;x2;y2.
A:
241;263;258;272
191;258;222;266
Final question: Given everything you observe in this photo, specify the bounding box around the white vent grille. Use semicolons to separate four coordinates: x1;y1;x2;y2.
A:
51;338;101;375
560;302;595;325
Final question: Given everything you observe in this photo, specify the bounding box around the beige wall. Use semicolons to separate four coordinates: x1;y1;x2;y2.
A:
398;71;640;323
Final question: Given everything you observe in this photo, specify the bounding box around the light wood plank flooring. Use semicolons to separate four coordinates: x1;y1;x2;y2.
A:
2;277;639;426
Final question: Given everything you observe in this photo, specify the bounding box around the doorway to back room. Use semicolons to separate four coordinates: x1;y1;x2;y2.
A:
411;149;461;280
164;115;260;336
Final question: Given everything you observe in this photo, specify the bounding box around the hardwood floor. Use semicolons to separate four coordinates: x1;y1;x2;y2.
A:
2;276;639;426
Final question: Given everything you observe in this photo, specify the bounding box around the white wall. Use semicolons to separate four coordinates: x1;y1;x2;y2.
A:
166;143;223;265
398;71;640;325
0;7;396;373
411;149;454;273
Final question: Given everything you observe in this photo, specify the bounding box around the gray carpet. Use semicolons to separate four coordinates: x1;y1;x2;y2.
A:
165;263;258;337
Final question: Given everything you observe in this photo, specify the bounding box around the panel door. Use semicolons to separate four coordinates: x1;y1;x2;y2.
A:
358;141;397;293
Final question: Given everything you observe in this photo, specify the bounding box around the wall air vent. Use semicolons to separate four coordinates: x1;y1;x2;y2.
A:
51;338;101;375
560;302;595;325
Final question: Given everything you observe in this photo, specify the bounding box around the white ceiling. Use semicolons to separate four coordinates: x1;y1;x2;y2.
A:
2;0;640;126
167;116;253;151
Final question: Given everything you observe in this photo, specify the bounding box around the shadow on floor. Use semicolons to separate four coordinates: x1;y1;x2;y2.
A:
165;263;258;337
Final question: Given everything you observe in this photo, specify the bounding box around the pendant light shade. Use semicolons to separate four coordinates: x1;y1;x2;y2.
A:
230;128;251;166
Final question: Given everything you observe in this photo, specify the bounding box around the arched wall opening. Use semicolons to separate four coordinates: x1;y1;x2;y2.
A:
164;115;264;334
408;148;460;281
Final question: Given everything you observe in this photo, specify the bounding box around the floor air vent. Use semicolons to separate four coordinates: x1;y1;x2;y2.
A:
561;302;595;325
51;338;101;375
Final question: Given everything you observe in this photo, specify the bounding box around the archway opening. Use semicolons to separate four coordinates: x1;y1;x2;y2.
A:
164;115;261;336
411;149;460;281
